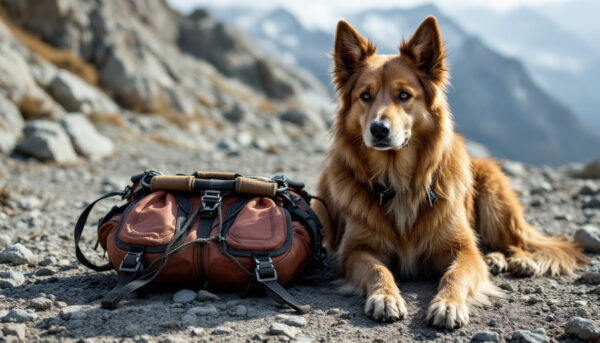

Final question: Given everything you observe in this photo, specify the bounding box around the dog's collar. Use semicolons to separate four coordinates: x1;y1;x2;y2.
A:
373;182;437;208
373;183;396;207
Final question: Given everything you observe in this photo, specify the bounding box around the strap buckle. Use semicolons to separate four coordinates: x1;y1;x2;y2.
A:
272;175;289;193
119;251;143;273
254;256;278;282
201;190;222;218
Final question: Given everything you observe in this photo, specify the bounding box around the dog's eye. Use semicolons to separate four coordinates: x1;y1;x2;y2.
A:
398;92;411;102
359;91;371;103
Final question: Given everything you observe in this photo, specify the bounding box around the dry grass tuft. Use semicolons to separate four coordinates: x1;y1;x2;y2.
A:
88;112;127;129
1;15;98;84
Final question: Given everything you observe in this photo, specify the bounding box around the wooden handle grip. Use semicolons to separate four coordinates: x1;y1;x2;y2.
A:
235;177;277;197
150;175;195;192
195;171;236;180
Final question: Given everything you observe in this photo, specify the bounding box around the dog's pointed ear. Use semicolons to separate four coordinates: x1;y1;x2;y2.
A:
333;20;375;87
400;16;446;83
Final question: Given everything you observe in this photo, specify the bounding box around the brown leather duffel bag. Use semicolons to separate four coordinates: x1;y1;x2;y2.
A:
74;170;325;313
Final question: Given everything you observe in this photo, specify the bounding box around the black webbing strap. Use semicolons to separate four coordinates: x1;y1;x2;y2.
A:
74;190;127;272
263;279;310;314
101;207;201;309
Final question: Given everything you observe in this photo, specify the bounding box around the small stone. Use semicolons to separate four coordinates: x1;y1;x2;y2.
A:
576;308;589;317
292;335;315;343
59;305;83;320
502;161;527;177
565;317;600;342
284;315;307;327
546;299;559;306
0;271;25;288
472;331;500;342
270;322;300;338
187;305;218;316
527;296;542;304
583;195;600;209
55;301;67;309
582;264;600;283
181;314;196;324
190;327;204;336
512;328;549;343
534;286;544;294
2;324;26;340
211;327;231;335
578;184;599;196
17;197;41;210
159;321;177;329
0;234;11;248
173;289;197;303
233;305;247;317
47;325;68;335
574;226;600;252
30;297;52;310
500;282;516;292
575;300;588;307
1;309;37;323
38;256;57;266
326;308;341;315
196;290;220;302
0;243;37;265
275;314;290;321
489;319;498;327
35;267;55;276
545;315;555;322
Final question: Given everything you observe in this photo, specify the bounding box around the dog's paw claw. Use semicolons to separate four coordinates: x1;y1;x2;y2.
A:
507;257;539;277
485;252;507;275
426;298;469;329
365;292;407;322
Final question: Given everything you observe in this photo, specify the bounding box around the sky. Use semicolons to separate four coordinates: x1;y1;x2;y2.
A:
167;0;569;30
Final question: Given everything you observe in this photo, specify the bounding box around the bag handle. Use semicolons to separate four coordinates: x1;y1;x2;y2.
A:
149;175;277;197
195;171;238;180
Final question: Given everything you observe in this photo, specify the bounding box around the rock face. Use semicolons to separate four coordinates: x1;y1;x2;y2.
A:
2;0;331;124
17;120;78;163
60;114;114;160
0;21;58;119
0;93;24;153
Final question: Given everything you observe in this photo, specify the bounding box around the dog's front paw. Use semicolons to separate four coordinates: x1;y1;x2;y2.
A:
507;256;539;277
485;252;507;275
426;298;469;329
365;291;407;322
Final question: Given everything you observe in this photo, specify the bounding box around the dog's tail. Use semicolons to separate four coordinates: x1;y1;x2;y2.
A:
471;158;587;276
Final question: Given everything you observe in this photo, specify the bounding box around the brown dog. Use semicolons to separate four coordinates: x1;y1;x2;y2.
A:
313;16;586;329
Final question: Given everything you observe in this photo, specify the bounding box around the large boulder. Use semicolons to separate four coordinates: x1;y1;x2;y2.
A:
0;93;24;153
48;70;119;116
16;120;78;163
60;113;114;160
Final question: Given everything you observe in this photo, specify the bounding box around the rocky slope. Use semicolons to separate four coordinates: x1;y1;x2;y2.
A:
0;0;332;163
0;137;599;342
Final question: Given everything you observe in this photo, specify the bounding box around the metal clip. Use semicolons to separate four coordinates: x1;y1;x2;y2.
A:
254;256;278;282
119;251;143;273
201;190;222;218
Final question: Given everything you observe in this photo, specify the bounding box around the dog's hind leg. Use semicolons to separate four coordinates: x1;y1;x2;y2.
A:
471;158;586;276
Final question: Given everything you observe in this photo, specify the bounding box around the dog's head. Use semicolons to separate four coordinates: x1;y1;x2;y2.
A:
332;17;448;151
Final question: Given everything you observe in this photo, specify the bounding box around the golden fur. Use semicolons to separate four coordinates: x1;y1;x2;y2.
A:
312;17;587;329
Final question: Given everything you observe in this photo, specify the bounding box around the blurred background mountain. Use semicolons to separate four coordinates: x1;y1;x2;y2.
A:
0;0;597;166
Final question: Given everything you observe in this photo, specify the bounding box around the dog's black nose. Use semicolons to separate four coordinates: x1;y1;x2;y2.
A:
370;120;391;139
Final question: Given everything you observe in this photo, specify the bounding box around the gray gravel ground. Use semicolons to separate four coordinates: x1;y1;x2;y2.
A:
0;137;599;343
